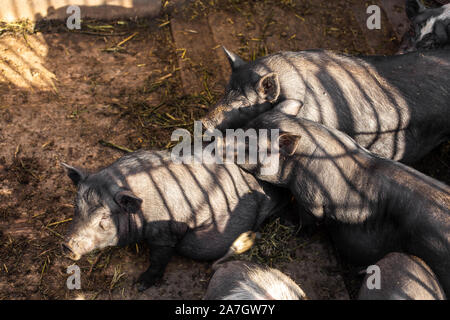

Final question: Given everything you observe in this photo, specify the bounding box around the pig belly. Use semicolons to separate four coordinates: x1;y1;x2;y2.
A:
328;221;402;267
175;226;254;261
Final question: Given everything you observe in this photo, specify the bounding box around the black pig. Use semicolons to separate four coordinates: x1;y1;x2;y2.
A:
61;150;286;291
202;48;450;164
231;107;450;296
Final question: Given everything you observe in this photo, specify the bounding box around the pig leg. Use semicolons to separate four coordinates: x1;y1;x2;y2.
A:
136;244;175;291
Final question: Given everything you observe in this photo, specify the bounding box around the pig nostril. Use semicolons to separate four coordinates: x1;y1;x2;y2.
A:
61;243;74;256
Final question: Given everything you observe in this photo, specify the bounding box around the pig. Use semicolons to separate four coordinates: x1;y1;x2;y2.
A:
358;252;446;300
204;261;307;300
203;231;307;300
60;150;287;291
201;47;450;164
228;105;450;297
398;0;450;54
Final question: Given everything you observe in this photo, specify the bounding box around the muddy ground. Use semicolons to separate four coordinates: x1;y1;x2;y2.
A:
0;0;448;300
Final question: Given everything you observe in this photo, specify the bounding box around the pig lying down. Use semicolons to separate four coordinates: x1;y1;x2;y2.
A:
204;231;307;300
204;261;305;300
399;0;450;53
202;47;450;164
358;252;446;300
61;150;286;291
232;106;450;297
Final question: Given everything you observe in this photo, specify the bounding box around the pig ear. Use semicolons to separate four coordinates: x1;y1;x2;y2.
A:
61;163;86;186
223;46;246;70
257;73;280;103
406;0;426;20
278;133;301;156
114;190;143;213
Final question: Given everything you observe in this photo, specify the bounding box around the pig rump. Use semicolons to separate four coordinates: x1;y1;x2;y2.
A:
203;261;306;300
358;252;446;300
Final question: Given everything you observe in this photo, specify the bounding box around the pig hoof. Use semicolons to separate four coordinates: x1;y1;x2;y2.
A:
136;274;160;292
137;281;150;292
231;231;256;254
136;279;152;292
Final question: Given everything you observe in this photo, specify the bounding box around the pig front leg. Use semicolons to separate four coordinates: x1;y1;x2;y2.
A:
136;244;175;292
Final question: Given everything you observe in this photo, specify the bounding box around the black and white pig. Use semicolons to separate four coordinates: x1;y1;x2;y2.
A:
228;105;450;297
358;252;446;300
61;150;286;291
398;0;450;54
201;47;450;164
203;231;307;300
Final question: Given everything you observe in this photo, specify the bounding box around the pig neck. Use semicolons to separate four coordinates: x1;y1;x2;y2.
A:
116;208;146;247
105;183;147;246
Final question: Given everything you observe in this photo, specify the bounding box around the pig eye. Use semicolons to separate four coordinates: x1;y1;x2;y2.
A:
87;205;102;215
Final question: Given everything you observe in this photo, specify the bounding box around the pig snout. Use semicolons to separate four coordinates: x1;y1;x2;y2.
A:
61;242;82;261
201;111;224;132
60;232;95;261
201;100;236;131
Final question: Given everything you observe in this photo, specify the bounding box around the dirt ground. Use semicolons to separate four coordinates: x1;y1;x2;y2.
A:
0;0;448;300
